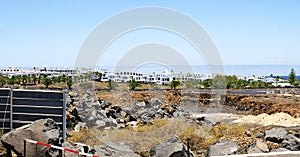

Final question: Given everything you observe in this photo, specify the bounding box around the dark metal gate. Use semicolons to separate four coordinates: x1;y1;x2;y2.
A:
0;88;66;140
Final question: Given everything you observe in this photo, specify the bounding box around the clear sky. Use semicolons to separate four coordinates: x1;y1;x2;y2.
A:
1;0;300;68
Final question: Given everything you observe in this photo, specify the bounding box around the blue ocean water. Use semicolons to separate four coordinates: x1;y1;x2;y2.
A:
280;76;300;80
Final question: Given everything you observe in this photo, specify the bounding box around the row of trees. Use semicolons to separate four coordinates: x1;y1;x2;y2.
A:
106;79;142;90
0;74;73;89
103;68;300;91
1;68;298;90
105;76;272;91
182;75;273;89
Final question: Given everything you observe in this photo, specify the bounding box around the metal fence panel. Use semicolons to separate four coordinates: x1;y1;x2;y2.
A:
0;88;11;131
0;88;66;140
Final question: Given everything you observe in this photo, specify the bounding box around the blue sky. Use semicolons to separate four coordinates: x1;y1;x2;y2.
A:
1;0;300;68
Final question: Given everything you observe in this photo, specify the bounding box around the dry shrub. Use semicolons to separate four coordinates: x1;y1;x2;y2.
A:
128;119;168;132
180;126;207;150
67;119;189;155
0;132;7;156
67;129;103;146
180;124;247;150
67;119;248;156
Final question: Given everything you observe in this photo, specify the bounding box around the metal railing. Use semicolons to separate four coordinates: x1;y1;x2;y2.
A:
24;139;99;157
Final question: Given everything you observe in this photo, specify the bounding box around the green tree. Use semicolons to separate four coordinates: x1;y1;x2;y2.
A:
38;75;42;84
0;74;8;86
9;75;20;85
21;75;28;85
202;79;212;88
183;80;198;89
93;71;102;81
32;75;37;84
59;74;67;83
248;80;267;88
107;80;118;90
235;79;249;89
52;77;59;83
42;77;53;88
128;79;141;90
66;77;73;90
86;72;93;81
212;75;226;88
275;76;281;82
225;75;238;89
288;68;298;86
169;80;180;89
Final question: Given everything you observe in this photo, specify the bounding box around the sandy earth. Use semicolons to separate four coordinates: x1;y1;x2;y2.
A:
233;112;300;127
191;112;300;127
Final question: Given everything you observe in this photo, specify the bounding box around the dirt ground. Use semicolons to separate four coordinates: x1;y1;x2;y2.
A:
95;87;300;119
223;94;300;118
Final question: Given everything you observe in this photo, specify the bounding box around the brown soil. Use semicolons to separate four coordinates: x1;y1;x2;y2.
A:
223;94;300;118
95;86;300;119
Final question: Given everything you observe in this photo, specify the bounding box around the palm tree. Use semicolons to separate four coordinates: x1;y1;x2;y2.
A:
60;74;67;83
169;80;180;90
128;79;141;90
52;76;59;83
32;75;37;84
0;74;8;87
42;77;52;88
38;75;42;84
202;79;212;88
107;79;118;90
66;77;73;90
21;75;28;85
9;76;19;85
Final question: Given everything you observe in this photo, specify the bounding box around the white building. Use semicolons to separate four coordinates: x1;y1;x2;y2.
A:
0;67;78;78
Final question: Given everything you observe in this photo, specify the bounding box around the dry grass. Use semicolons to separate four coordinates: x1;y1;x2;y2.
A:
67;119;249;156
67;119;189;156
0;132;6;156
127;119;168;132
180;123;247;152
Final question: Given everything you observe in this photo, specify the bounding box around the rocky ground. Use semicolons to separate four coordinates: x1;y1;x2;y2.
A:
64;87;300;156
2;84;300;156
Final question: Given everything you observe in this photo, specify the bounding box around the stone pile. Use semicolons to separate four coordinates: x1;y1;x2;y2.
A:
1;119;194;157
67;91;191;130
264;127;300;152
150;136;194;157
1;118;63;157
206;126;300;156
